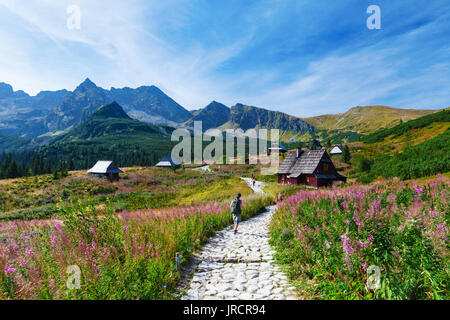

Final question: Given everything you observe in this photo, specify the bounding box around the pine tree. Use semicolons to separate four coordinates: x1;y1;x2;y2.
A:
45;161;51;174
6;160;20;178
341;145;351;164
68;155;74;171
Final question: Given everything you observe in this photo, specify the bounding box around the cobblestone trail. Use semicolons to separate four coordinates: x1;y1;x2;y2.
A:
181;178;297;300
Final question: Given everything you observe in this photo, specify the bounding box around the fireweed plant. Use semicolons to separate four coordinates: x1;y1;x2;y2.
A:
0;194;270;299
270;175;449;299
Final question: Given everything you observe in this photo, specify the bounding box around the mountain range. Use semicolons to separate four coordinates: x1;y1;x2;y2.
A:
29;101;175;171
0;78;192;137
0;78;445;153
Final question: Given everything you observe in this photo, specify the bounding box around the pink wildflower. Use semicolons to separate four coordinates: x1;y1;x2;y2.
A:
4;264;16;275
361;261;368;271
19;259;28;267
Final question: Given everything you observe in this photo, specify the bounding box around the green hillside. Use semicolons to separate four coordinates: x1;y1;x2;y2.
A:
303;105;438;134
348;109;450;182
367;129;449;180
0;135;52;153
52;101;163;141
0;102;176;177
39;102;175;169
362;108;450;144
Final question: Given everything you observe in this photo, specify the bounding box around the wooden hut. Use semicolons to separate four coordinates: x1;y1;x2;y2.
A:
155;156;181;169
330;146;344;155
88;161;123;181
277;148;346;187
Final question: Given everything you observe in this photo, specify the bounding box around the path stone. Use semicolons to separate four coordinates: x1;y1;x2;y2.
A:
179;179;298;300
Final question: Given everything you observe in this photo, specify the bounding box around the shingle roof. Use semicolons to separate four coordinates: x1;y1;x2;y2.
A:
88;161;123;174
277;150;297;174
277;149;326;176
287;149;327;178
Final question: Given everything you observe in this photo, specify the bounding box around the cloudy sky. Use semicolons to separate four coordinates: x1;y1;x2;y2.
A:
0;0;449;116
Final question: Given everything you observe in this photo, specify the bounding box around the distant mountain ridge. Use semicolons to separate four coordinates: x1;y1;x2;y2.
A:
110;85;191;124
0;78;191;137
183;101;231;130
230;103;315;134
0;79;444;150
53;102;165;142
182;101;316;139
0;82;70;137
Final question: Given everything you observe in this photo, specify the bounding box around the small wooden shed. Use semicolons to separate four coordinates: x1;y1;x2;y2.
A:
330;146;344;155
155;156;181;169
88;160;123;181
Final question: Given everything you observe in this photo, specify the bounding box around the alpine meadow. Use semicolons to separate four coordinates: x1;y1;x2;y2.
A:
0;0;448;308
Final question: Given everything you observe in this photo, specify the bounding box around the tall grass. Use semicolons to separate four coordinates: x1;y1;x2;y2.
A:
0;194;271;299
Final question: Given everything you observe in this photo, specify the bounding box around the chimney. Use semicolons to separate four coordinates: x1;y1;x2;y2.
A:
296;147;302;158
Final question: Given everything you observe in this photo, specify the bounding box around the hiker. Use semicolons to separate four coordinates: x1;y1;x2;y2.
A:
252;179;256;187
277;193;283;202
230;193;242;234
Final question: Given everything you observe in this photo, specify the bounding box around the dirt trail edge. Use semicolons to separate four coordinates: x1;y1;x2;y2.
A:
177;178;297;300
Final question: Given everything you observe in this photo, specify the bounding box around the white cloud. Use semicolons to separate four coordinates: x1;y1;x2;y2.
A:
236;46;448;117
0;0;448;116
0;0;253;109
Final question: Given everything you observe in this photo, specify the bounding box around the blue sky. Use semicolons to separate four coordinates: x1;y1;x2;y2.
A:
0;0;449;117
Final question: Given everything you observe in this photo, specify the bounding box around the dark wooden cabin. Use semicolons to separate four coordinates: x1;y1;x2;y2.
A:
88;160;123;181
277;148;346;187
155;156;181;169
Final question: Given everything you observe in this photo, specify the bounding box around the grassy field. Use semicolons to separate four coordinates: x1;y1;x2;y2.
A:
0;165;272;299
0;167;252;221
1;161;448;300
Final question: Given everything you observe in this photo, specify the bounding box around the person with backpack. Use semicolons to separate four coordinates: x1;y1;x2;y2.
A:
230;193;242;234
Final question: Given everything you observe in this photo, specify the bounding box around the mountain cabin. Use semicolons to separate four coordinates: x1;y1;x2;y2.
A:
329;146;344;155
277;148;346;187
88;161;123;181
155;156;181;169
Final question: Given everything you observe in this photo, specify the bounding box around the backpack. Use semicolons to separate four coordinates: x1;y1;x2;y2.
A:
230;199;239;214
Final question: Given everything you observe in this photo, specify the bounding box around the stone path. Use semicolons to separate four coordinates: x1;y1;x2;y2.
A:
241;177;266;194
180;178;297;300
